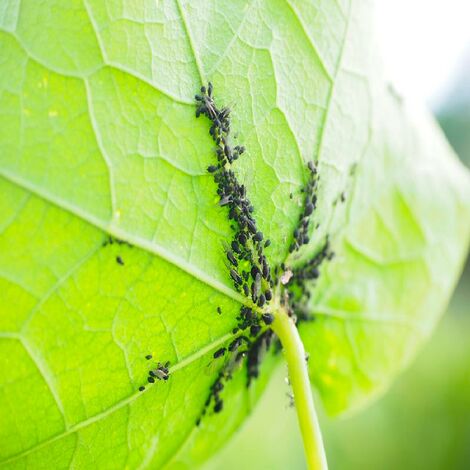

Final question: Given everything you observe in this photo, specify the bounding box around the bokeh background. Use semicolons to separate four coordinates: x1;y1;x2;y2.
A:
204;1;470;468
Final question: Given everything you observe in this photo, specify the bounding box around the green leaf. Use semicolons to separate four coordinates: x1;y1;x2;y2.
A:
0;0;468;468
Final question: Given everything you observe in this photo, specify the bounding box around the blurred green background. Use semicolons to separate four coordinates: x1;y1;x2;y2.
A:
203;45;470;470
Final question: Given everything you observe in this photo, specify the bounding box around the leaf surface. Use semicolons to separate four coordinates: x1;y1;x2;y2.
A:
0;0;469;468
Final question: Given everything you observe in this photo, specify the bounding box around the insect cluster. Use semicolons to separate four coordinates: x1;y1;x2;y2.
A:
192;82;335;423
285;239;334;322
196;83;276;326
138;355;170;392
289;161;319;253
196;85;273;310
102;235;133;266
195;83;279;419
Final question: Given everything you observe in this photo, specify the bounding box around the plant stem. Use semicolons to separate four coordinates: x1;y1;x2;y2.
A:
271;309;328;470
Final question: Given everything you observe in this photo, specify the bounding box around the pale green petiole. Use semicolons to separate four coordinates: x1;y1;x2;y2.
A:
271;308;328;470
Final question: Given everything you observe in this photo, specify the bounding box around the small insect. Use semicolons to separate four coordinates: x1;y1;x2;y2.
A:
250;324;261;337
246;219;257;234
153;362;170;381
219;195;232;206
251;281;259;303
207;165;218;173
228;337;242;352
226;250;238;267
265;290;272;301
264;239;271;248
230;269;242;285
213;347;226;359
280;269;293;285
286;392;295;408
139;386;145;392
262;261;270;279
145;354;152;360
238;232;247;245
257;294;266;307
304;203;314;217
253;231;263;242
251;265;261;279
217;306;222;315
148;376;155;383
231;241;241;254
116;256;124;265
214;400;223;413
262;313;274;325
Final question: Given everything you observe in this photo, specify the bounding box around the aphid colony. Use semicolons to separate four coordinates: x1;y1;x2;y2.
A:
102;235;133;248
282;160;335;323
195;328;275;425
289;161;319;253
286;239;334;322
193;83;335;421
195;83;278;419
138;355;170;392
196;83;273;309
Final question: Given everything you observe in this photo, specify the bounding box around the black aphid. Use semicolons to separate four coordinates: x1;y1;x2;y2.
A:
226;251;238;267
230;269;242;285
238;232;247;245
229;337;242;352
213;347;226;359
304;203;314;217
116;256;124;265
246;219;257;234
262;313;274;325
214;400;223;413
250;324;261;337
145;354;152;360
251;265;261;279
231;241;241;254
145;362;170;382
217;306;222;315
139;386;145;392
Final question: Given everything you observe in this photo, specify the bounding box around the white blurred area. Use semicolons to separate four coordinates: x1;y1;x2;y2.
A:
374;0;470;109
